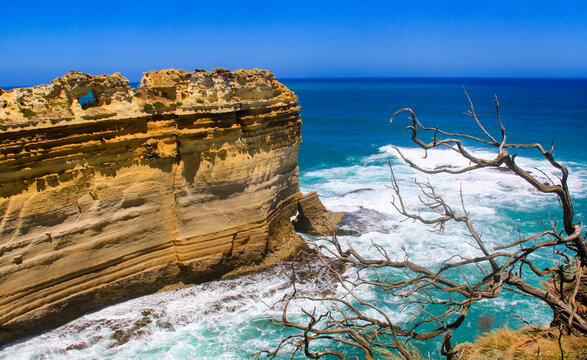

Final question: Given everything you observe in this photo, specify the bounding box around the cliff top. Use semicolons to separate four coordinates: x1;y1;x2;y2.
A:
0;68;296;131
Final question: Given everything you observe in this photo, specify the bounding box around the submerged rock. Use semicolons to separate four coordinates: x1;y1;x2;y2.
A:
342;187;375;196
336;206;396;236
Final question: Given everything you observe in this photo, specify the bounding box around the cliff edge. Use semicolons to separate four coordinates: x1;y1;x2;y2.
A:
0;69;337;345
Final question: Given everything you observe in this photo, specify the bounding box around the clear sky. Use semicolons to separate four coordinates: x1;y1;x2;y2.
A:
1;0;586;85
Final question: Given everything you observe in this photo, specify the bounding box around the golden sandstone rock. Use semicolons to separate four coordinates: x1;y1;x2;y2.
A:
0;68;336;344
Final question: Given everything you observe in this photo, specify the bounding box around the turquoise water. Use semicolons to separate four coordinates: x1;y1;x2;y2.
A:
1;78;585;359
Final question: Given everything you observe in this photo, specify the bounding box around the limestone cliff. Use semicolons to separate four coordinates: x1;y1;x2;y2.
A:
0;69;333;345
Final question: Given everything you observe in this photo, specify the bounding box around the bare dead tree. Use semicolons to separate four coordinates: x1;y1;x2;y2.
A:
255;93;586;360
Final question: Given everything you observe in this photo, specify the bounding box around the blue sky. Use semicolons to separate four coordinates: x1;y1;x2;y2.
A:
1;0;586;85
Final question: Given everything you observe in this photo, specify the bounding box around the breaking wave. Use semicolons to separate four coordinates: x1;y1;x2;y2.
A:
3;144;582;359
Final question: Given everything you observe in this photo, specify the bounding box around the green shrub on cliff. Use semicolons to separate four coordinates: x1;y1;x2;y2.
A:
153;101;165;109
142;103;154;113
49;101;69;109
21;108;36;118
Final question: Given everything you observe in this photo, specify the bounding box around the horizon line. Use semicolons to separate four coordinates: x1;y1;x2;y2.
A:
278;75;587;80
2;75;586;89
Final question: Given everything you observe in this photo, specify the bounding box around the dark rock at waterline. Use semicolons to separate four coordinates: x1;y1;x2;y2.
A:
342;188;375;196
292;192;396;237
336;207;396;236
293;192;344;236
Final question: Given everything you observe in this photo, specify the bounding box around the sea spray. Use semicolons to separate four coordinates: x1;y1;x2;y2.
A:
2;147;579;359
2;78;585;359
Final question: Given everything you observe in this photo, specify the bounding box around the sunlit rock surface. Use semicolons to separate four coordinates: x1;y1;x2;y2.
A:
0;68;335;344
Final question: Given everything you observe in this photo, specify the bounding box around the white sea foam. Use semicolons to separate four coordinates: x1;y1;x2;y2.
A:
0;265;316;360
2;145;583;359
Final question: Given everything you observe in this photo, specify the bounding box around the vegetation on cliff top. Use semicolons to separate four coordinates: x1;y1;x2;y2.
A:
381;327;587;360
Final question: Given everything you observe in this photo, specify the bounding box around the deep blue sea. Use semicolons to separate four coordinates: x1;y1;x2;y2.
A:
1;78;586;359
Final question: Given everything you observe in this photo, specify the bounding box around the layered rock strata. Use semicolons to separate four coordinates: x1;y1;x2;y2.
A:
0;69;335;345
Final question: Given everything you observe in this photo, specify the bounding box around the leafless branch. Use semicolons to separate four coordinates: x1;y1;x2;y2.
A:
259;93;586;360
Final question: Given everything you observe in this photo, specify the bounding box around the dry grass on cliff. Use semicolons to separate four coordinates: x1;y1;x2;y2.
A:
378;327;587;360
455;327;587;360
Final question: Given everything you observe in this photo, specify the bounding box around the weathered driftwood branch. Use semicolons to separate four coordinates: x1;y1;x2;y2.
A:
257;93;586;360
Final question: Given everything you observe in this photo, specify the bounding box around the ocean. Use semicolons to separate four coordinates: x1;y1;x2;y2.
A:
1;78;586;359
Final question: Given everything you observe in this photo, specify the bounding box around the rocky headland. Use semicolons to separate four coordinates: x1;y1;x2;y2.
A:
0;68;340;345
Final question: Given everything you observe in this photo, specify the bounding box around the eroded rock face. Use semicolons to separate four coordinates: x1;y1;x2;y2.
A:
0;68;295;129
292;192;344;236
0;68;314;344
